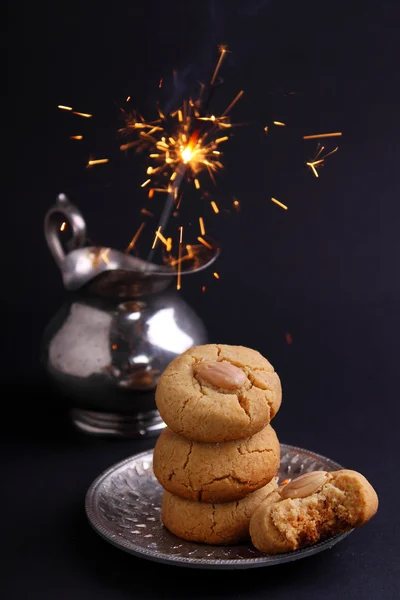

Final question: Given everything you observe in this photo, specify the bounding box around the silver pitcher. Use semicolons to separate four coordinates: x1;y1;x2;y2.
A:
42;194;218;437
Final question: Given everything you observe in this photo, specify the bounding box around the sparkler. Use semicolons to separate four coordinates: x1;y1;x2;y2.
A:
57;46;342;292
118;45;242;277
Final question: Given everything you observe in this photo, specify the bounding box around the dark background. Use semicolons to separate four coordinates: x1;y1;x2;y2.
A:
5;1;400;598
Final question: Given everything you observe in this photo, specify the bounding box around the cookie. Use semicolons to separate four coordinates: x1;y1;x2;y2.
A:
153;424;280;503
155;344;282;443
249;469;379;554
162;478;278;545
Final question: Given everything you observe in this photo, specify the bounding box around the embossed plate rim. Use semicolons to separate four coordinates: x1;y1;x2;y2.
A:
85;444;352;569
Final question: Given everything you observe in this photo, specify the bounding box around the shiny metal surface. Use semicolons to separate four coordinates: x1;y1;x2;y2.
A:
70;408;165;437
44;193;219;294
85;445;351;569
42;290;207;420
42;193;211;436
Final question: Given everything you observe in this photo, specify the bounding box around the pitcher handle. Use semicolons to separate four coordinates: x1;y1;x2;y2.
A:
44;193;87;268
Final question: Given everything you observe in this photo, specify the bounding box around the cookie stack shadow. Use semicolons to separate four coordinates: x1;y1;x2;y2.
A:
153;344;283;545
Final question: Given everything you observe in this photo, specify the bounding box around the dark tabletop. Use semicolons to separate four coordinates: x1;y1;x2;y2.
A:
5;0;400;598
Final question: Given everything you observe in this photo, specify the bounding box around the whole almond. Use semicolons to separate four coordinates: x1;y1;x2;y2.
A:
280;471;330;499
195;360;246;390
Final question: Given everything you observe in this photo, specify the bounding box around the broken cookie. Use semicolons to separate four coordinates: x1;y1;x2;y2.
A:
249;469;378;554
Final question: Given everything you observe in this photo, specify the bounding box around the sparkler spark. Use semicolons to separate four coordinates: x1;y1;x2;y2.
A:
58;105;93;118
155;229;169;247
306;145;338;178
125;222;145;253
152;226;162;249
210;201;219;214
101;248;111;264
303;132;342;140
87;158;109;167
70;135;83;140
199;217;206;236
177;226;183;290
221;90;244;117
72;112;92;118
141;208;154;217
60;221;66;231
271;197;288;210
273;121;286;127
197;236;213;249
233;198;240;211
211;45;228;85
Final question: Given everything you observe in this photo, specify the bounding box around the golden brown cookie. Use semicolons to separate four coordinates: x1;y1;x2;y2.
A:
155;344;282;442
162;478;278;545
153;424;280;503
249;469;379;554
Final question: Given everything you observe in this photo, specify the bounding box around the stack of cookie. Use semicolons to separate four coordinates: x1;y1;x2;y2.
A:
153;344;282;545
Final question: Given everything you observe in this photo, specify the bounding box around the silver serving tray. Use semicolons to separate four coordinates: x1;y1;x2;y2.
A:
85;444;352;569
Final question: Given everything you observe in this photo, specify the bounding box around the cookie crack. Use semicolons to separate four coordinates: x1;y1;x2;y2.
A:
182;441;193;471
167;469;176;482
247;372;275;391
216;357;274;374
237;392;252;422
247;376;276;415
177;392;203;425
237;446;275;456
202;473;250;486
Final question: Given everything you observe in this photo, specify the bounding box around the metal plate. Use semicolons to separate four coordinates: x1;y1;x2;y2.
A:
85;444;352;569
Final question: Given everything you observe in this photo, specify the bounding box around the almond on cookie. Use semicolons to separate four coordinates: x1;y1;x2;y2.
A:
249;469;378;554
155;344;282;443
